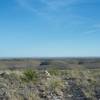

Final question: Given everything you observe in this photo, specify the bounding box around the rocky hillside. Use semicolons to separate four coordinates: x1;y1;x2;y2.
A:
0;68;100;100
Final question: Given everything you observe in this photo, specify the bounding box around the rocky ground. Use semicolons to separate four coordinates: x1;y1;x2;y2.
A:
0;68;100;100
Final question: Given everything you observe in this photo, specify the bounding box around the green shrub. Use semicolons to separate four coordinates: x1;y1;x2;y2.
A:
21;69;38;83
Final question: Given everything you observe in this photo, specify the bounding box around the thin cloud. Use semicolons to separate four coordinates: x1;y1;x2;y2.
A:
16;0;83;15
40;0;78;11
16;0;100;35
82;23;100;36
16;0;90;24
83;30;98;35
93;24;100;28
16;0;45;15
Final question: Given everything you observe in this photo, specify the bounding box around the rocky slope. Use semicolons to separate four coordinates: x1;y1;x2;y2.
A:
0;68;100;100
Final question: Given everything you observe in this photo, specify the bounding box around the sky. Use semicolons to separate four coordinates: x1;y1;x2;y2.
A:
0;0;100;57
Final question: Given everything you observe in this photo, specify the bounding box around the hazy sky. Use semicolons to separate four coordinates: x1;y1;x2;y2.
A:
0;0;100;57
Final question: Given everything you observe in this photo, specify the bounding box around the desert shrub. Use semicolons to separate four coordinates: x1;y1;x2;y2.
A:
40;61;50;66
60;70;70;77
46;76;64;92
21;69;38;83
78;61;84;65
82;87;95;99
8;72;20;83
28;93;40;100
11;92;40;100
69;68;85;79
48;68;61;76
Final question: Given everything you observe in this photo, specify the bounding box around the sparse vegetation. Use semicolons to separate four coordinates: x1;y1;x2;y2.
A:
47;76;64;91
0;58;100;100
48;67;61;76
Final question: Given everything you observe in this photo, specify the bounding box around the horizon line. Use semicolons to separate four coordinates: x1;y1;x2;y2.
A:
0;56;100;59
